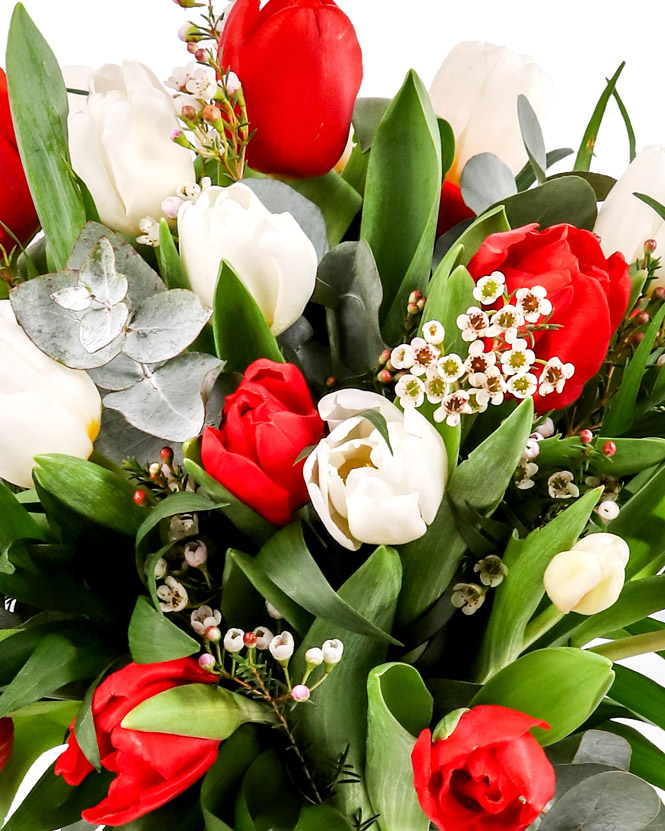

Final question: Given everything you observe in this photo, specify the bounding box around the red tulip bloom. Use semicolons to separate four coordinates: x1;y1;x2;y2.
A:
55;659;219;826
437;181;476;238
219;0;363;178
0;69;39;254
0;718;13;772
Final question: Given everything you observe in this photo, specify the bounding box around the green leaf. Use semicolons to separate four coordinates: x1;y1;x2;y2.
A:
517;94;547;184
474;488;601;683
612;86;637;164
122;683;276;738
292;545;402;820
0;482;46;570
0;628;114;718
421;262;475;359
471;647;614;745
234;749;302;831
366;663;432;831
515;148;574;192
184;459;276;545
536;436;665;478
6;5;86;270
32;454;146;536
212;260;284;372
296;806;355;831
602;305;665;437
575;63;626;172
0;700;79;827
603;721;665;792
352;97;391;152
437;118;455;178
291;172;362;248
433;204;510;275
233;522;400;645
495;175;598;231
460;153;517;215
361;70;442;343
397;397;534;626
128;596;200;663
157;220;191;290
634;192;665;222
607;665;665;732
548;170;617;201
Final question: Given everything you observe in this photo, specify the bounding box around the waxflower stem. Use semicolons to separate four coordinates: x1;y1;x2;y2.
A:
588;630;665;662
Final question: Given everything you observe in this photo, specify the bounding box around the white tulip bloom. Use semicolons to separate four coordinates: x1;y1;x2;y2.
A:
0;301;102;488
66;60;195;236
594;146;665;280
177;183;317;335
303;390;447;551
429;42;552;185
543;533;630;616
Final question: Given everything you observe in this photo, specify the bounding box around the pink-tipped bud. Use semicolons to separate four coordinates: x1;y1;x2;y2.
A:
195;48;207;63
160;446;174;464
579;429;593;445
205;625;222;643
291;685;311;702
161;196;184;220
408;290;423;305
133;489;148;506
602;440;617;457
407;302;420;315
645;239;658;255
325;376;336;388
243;631;258;648
378;349;392;366
635;311;650;326
377;369;392;384
187;42;198;54
199;653;216;670
180;105;198;121
149;463;161;480
417;297;426;311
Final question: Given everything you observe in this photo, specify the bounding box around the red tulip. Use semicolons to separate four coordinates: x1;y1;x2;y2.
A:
437;180;476;238
0;718;14;772
0;69;39;255
219;0;363;178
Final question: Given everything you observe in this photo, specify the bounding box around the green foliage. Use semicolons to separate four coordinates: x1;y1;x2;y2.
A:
157;220;191;290
575;63;625;172
291;172;362;248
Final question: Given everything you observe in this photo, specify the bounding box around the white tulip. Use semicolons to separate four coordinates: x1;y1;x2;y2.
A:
543;533;630;616
429;42;552;185
0;301;102;488
177;183;317;335
594;146;665;280
303;390;447;551
66;60;195;236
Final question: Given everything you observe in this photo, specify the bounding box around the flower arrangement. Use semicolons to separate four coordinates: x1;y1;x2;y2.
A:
1;1;665;830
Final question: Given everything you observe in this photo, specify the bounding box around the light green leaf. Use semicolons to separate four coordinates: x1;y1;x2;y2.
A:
607;665;665;732
157;219;191;290
575;63;626;172
517;94;547;183
128;596;200;663
421;262;475;360
352;97;391;152
296;805;355;831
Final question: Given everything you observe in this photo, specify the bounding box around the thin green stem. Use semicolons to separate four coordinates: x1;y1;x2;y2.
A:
588;631;665;662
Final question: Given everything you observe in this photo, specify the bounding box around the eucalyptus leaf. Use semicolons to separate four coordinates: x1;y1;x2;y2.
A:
604;721;665;792
79;237;128;305
89;353;143;391
517;94;547;182
51;285;92;312
104;353;223;442
94;408;181;466
493;175;598;231
460;152;517;215
79;302;129;353
352;97;391;151
123;290;212;364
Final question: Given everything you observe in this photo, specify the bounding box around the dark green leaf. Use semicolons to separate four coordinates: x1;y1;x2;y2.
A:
235;749;302;831
548;171;617;201
604;721;665;792
575;63;625;172
515;148;574;192
438;118;455;177
634;192;665;221
612;86;636;164
495;175;598;231
296;805;355;831
6;6;86;270
128;596;199;663
212;260;284;372
352;97;391;152
157;220;191;290
536;436;665;478
608;665;665;732
291;172;362;248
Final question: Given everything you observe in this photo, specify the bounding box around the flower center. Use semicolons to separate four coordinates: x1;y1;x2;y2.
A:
337;444;377;483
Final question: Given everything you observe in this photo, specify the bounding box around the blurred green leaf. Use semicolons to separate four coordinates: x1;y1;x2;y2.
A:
361;70;442;343
6;5;86;270
156;220;190;290
575;63;626;172
212;260;284;372
603;721;665;792
128;596;199;663
291;172;362;248
366;663;432;831
472;647;614;745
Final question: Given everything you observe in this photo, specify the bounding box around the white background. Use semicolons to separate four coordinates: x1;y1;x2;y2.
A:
1;0;665;818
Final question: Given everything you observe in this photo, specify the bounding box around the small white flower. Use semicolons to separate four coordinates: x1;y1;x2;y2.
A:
501;339;535;376
436;353;465;383
169;513;199;542
305;647;324;667
539;357;575;396
486;305;525;343
515;286;552;322
422;320;446;345
154;558;168;580
548;470;579;499
658;353;665;368
322;639;344;666
515;460;538;489
423;373;448;404
410;338;441;375
522;437;541;460
183;540;207;568
468;388;490;413
174;94;203;117
395;373;425;408
457;306;490;341
185;67;218;99
157;576;188;613
465;339;497;375
534;417;555;438
597;500;620;522
137;216;160;247
266;600;283;620
178;182;203;201
473;271;506;305
162;195;184;220
471;366;506;406
224;71;242;96
190;606;222;636
451;583;486;615
474;554;509;587
253;626;273;650
434;390;472;427
166;63;198;92
270;631;295;663
223;627;245;653
507;372;538;399
390;344;416;370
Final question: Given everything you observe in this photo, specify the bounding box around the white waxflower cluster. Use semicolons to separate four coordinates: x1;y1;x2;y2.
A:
390;277;574;427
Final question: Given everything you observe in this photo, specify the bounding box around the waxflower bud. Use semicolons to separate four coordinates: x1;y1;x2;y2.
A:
635;311;650;326
269;632;295;664
645;239;658;254
133;489;148;506
597;500;620;521
579;429;593;445
183;541;207;568
160;446;174;464
322;639;344;667
535;417;555;438
178;24;203;42
243;631;258;648
149;463;162;479
223;628;244;653
305;647;324;668
655;287;665;302
377;369;392;384
602;440;617;457
253;626;273;650
379;349;392;366
180;104;198;121
291;685;310;702
187;42;198;54
161;197;183;220
205;626;221;643
203;104;222;124
199;653;216;670
265;601;283;620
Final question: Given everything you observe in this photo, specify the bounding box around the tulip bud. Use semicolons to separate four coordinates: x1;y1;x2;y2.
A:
253;626;273;650
291;684;310;702
199;653;216;670
305;647;324;668
265;601;283;620
184;540;207;568
543;532;630;615
322;639;344;668
223;628;244;653
269;632;295;664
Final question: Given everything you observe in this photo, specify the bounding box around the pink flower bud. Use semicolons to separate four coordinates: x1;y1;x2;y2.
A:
199;653;216;670
291;684;310;702
602;440;617;457
205;625;221;643
579;429;593;445
243;631;258;648
184;540;207;568
162;195;184;220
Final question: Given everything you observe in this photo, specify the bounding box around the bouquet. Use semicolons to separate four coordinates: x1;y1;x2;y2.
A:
1;1;665;829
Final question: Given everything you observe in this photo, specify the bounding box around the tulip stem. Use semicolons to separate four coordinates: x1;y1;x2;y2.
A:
522;605;564;650
588;630;665;662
